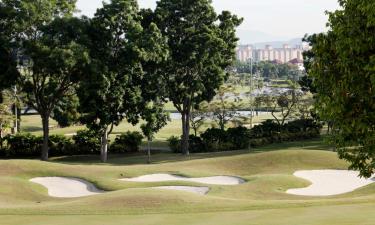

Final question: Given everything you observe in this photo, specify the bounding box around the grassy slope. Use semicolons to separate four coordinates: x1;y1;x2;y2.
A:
0;139;374;224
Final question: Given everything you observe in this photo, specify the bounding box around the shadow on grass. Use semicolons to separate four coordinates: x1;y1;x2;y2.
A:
21;126;43;133
49;137;334;166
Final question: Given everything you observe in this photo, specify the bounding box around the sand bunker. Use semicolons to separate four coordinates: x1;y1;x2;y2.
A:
287;170;375;196
120;174;245;185
30;177;105;198
153;186;210;195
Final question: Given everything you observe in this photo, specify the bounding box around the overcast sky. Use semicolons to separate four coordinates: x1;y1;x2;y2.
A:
76;0;340;43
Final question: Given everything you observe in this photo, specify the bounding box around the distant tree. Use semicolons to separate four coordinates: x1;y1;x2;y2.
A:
153;0;242;154
204;86;242;131
190;107;208;136
305;0;375;177
270;88;301;128
141;103;170;164
78;0;167;162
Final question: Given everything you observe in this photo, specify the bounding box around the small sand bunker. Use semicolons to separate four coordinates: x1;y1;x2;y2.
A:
287;170;375;196
120;174;245;185
30;177;105;198
153;186;210;195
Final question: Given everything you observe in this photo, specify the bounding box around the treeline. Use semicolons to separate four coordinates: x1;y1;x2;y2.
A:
234;60;304;80
0;0;242;162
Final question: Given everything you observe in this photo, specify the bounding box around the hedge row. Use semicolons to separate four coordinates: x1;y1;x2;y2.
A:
169;119;321;153
0;130;143;158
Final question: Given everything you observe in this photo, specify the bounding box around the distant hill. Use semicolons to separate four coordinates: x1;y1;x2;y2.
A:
236;29;303;49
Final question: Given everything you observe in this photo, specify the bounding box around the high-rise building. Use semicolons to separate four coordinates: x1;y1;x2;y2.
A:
236;44;305;64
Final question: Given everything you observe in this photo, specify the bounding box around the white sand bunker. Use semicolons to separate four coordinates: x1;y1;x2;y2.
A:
121;174;245;185
153;186;210;195
30;177;105;198
287;170;375;196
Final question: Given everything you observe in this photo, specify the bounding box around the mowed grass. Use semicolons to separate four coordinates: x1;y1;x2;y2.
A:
0;137;374;224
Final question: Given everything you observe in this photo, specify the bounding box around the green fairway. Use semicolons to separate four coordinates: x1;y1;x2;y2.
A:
0;138;374;224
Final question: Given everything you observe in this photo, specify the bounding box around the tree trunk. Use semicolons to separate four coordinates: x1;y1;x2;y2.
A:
181;112;190;155
41;115;50;161
17;107;21;133
147;138;151;164
100;129;108;163
0;123;3;149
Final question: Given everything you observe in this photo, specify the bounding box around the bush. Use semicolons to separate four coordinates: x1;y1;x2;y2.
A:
72;129;101;155
110;131;143;153
4;133;42;157
49;135;74;156
284;119;321;133
226;126;251;149
188;135;205;153
251;120;281;138
167;136;181;153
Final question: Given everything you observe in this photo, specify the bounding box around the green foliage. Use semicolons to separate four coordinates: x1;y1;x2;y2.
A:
111;131;143;153
169;119;321;153
140;104;170;140
0;2;18;90
72;129;101;155
2;0;89;160
52;94;81;128
78;0;168;162
203;85;243;130
305;0;375;177
152;0;242;154
48;134;74;156
167;136;181;153
3;133;42;157
235;61;303;80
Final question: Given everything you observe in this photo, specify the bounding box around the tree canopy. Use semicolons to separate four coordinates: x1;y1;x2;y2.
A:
152;0;242;154
78;0;168;162
1;0;89;160
305;0;375;177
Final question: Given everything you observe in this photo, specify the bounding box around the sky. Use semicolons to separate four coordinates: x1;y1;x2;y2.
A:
76;0;340;44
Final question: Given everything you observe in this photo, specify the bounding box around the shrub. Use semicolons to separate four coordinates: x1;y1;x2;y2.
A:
226;126;251;149
168;136;181;153
284;119;321;133
49;135;74;156
4;133;42;157
201;128;227;143
251;120;281;138
72;129;101;155
111;131;143;153
188;135;205;153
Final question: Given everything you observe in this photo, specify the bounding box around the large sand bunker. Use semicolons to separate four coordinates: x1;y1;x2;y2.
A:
30;177;105;198
287;170;375;196
120;174;245;185
153;186;210;195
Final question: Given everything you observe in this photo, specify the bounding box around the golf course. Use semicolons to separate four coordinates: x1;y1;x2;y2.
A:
0;138;374;225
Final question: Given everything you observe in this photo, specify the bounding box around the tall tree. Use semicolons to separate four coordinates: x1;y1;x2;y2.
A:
153;0;242;154
0;1;18;91
305;0;375;177
78;0;167;162
3;0;89;160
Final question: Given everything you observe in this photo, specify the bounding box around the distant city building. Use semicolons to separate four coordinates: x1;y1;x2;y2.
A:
236;44;307;65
